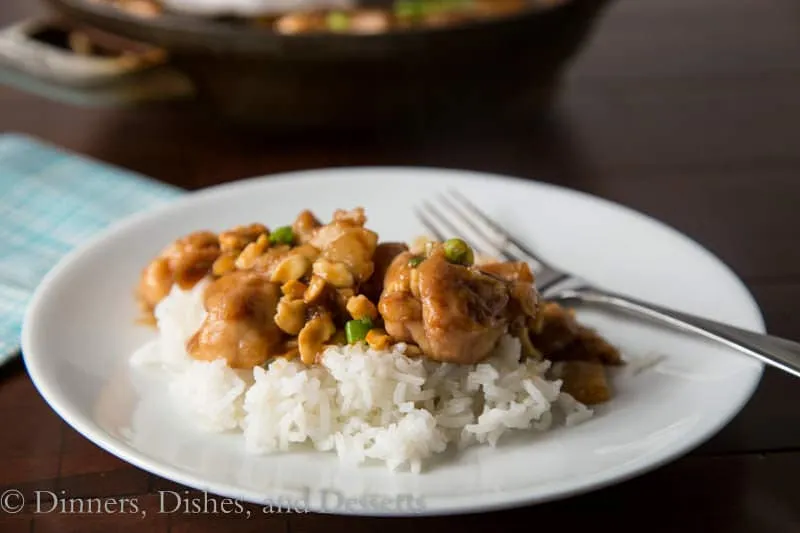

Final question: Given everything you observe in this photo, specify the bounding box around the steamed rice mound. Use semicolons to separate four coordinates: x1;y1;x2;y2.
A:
132;281;593;474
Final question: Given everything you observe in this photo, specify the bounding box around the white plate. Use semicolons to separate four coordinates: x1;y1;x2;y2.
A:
22;167;764;516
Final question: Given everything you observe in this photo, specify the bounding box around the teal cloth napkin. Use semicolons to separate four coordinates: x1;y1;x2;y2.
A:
0;133;183;366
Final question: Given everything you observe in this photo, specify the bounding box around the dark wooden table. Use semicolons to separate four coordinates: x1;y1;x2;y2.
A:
2;0;799;531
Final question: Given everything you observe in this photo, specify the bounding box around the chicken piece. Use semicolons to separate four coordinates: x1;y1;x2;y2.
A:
528;301;580;356
477;261;542;359
377;251;424;342
478;261;538;317
212;253;237;277
421;11;471;28
186;271;283;369
332;207;367;226
218;223;268;254
556;361;612;405
478;261;535;283
360;242;409;302
117;0;162;18
274;11;327;35
378;247;539;364
347;10;392;34
530;302;622;365
550;325;623;366
137;231;220;313
292;210;322;244
308;208;378;283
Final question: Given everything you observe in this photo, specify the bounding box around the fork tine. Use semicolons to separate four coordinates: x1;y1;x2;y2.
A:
418;194;570;292
417;201;515;261
427;200;495;254
447;189;554;271
447;189;509;236
420;200;482;250
437;193;509;256
414;206;447;242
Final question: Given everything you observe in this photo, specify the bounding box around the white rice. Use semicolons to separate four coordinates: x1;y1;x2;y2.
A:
131;280;594;473
170;359;249;432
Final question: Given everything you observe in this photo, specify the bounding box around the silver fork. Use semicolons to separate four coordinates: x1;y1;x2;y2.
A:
416;190;800;379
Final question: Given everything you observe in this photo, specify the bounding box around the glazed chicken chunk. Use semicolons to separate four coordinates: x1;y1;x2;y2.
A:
530;302;622;366
307;207;379;285
530;301;623;405
360;241;409;302
378;244;539;364
137;230;220;315
187;271;283;369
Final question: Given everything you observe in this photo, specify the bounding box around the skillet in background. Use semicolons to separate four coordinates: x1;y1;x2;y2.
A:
41;0;612;132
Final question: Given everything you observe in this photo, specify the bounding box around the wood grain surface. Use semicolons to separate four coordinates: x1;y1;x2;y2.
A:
1;0;799;531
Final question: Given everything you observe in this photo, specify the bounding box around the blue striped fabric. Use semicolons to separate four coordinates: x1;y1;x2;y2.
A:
0;134;184;366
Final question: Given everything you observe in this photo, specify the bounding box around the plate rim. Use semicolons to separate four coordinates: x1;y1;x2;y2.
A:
21;166;765;516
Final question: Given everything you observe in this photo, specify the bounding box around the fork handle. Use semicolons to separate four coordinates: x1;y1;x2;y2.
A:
554;287;800;379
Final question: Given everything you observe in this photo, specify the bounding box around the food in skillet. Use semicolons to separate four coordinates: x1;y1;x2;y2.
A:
131;207;622;472
100;0;557;33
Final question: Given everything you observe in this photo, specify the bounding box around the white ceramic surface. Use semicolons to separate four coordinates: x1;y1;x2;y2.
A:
22;168;764;516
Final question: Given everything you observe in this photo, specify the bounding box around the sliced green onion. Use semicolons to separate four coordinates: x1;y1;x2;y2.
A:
443;238;474;265
394;0;471;18
269;226;294;245
394;0;424;19
408;256;424;268
326;11;350;31
345;318;373;344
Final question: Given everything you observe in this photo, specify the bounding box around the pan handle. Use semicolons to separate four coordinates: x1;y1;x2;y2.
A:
0;17;194;107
